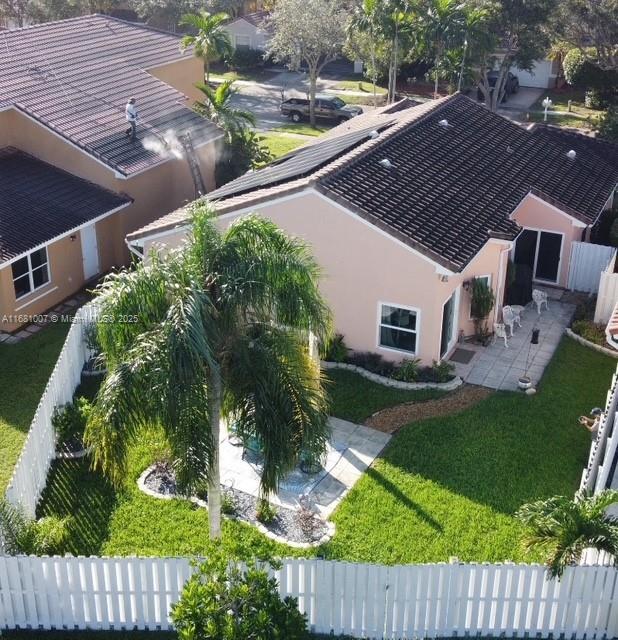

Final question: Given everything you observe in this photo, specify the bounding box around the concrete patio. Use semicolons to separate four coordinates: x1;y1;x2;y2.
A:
450;299;575;391
219;417;390;519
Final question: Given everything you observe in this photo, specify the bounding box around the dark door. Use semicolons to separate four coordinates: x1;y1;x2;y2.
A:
535;232;562;282
514;229;537;272
440;292;456;358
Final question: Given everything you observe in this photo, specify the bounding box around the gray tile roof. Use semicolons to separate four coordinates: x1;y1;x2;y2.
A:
0;15;221;176
0;147;132;262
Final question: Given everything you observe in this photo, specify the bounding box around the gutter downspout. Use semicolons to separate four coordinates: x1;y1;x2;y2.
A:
125;237;144;261
494;244;512;325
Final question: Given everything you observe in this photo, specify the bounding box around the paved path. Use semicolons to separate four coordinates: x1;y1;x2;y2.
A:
450;299;575;391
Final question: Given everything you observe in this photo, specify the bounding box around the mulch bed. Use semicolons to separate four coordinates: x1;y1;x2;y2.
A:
364;384;493;434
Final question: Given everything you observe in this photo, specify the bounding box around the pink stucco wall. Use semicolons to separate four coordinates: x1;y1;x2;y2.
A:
511;193;586;288
143;190;509;364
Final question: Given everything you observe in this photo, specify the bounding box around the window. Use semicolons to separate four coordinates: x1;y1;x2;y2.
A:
235;35;251;50
11;247;50;299
379;304;418;354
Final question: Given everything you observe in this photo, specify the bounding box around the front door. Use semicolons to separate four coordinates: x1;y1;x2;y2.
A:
440;290;458;359
81;223;100;281
514;229;563;284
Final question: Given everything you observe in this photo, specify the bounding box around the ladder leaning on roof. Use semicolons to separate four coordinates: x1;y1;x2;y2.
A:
179;132;207;198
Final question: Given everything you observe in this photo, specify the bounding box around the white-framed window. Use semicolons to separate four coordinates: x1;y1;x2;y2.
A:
235;35;251;50
11;247;50;300
378;303;419;354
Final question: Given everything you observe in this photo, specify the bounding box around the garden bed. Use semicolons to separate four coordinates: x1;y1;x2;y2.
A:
138;463;334;549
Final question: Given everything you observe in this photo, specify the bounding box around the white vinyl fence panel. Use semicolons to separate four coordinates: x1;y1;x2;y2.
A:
0;557;617;639
4;304;97;518
568;242;616;294
596;254;618;324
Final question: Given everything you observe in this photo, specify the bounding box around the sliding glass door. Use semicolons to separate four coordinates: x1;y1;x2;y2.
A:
514;229;563;284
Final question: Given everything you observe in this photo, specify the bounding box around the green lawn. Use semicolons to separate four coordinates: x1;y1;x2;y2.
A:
272;123;331;136
259;132;309;159
0;322;70;491
209;68;278;83
323;337;615;564
335;79;388;95
326;369;444;423
527;87;602;129
527;111;599;129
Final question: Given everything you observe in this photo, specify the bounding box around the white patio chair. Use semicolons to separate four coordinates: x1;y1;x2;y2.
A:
502;305;517;337
493;322;509;348
510;304;525;328
532;289;548;314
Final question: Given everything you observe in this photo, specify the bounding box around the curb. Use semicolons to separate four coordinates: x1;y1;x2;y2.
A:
137;466;335;549
321;361;463;391
565;328;618;358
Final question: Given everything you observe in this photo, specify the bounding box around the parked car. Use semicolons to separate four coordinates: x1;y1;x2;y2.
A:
477;71;519;102
280;95;363;123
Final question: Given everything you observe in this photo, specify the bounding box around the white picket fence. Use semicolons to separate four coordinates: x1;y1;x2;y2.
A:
4;304;97;518
596;253;618;324
568;242;616;294
0;556;616;638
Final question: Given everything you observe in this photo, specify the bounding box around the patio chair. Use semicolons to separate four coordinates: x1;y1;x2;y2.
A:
493;322;509;348
532;289;549;314
502;305;518;337
510;304;525;327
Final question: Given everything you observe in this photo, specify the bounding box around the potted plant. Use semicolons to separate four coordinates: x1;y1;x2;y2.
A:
470;278;495;345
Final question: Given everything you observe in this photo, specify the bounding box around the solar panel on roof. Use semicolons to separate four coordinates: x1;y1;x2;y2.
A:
208;125;383;201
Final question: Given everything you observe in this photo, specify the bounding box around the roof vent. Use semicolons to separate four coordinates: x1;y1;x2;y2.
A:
369;130;380;139
567;149;577;160
379;158;394;169
438;119;450;128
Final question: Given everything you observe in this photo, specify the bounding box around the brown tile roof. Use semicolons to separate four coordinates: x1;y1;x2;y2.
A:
0;15;221;176
128;95;618;272
0;147;132;262
237;10;270;27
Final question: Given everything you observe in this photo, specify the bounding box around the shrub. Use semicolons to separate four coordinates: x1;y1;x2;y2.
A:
572;320;606;346
563;48;618;103
431;359;456;383
221;492;237;515
171;551;308;640
392;358;421;382
598;106;618;143
320;333;348;362
573;297;597;322
52;397;93;443
345;351;395;377
226;47;264;70
470;278;495;341
256;499;277;524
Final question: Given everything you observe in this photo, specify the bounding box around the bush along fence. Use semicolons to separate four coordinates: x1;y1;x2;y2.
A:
0;556;617;638
4;304;97;518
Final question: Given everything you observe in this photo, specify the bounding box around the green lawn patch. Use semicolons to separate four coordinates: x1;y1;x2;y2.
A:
210;68;278;83
335;79;388;95
323;337;616;564
272;123;331;136
259;133;308;159
531;87;601;118
326;369;445;423
0;322;70;491
527;111;599;129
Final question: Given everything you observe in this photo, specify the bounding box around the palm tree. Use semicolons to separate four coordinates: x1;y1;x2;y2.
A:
516;490;618;578
348;0;382;108
84;205;332;541
194;80;256;140
180;11;233;83
416;0;467;98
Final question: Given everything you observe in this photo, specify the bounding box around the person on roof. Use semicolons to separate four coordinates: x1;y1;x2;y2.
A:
125;97;138;140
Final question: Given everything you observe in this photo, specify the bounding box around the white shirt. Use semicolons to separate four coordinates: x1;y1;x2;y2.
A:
125;103;137;122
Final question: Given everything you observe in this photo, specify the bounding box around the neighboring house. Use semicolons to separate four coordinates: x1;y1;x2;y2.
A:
223;11;270;51
127;95;618;366
0;14;223;333
512;58;561;89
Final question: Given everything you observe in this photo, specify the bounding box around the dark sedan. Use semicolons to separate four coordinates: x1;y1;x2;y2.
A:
477;71;520;102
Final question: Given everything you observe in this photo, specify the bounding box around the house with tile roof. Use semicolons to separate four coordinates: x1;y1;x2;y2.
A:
127;95;618;365
0;14;223;332
223;11;271;51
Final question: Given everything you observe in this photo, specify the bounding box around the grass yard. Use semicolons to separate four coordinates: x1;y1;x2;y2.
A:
259;132;309;159
323;337;616;564
527;111;598;129
272;123;331;136
527;87;602;130
335;79;388;95
209;68;278;83
0;322;70;491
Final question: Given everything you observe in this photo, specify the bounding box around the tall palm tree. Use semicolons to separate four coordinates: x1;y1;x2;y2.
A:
348;0;382;107
194;80;256;140
180;11;233;83
416;0;467;98
516;490;618;578
84;205;332;540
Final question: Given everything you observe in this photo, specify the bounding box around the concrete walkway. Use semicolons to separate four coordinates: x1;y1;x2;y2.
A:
450;300;575;391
